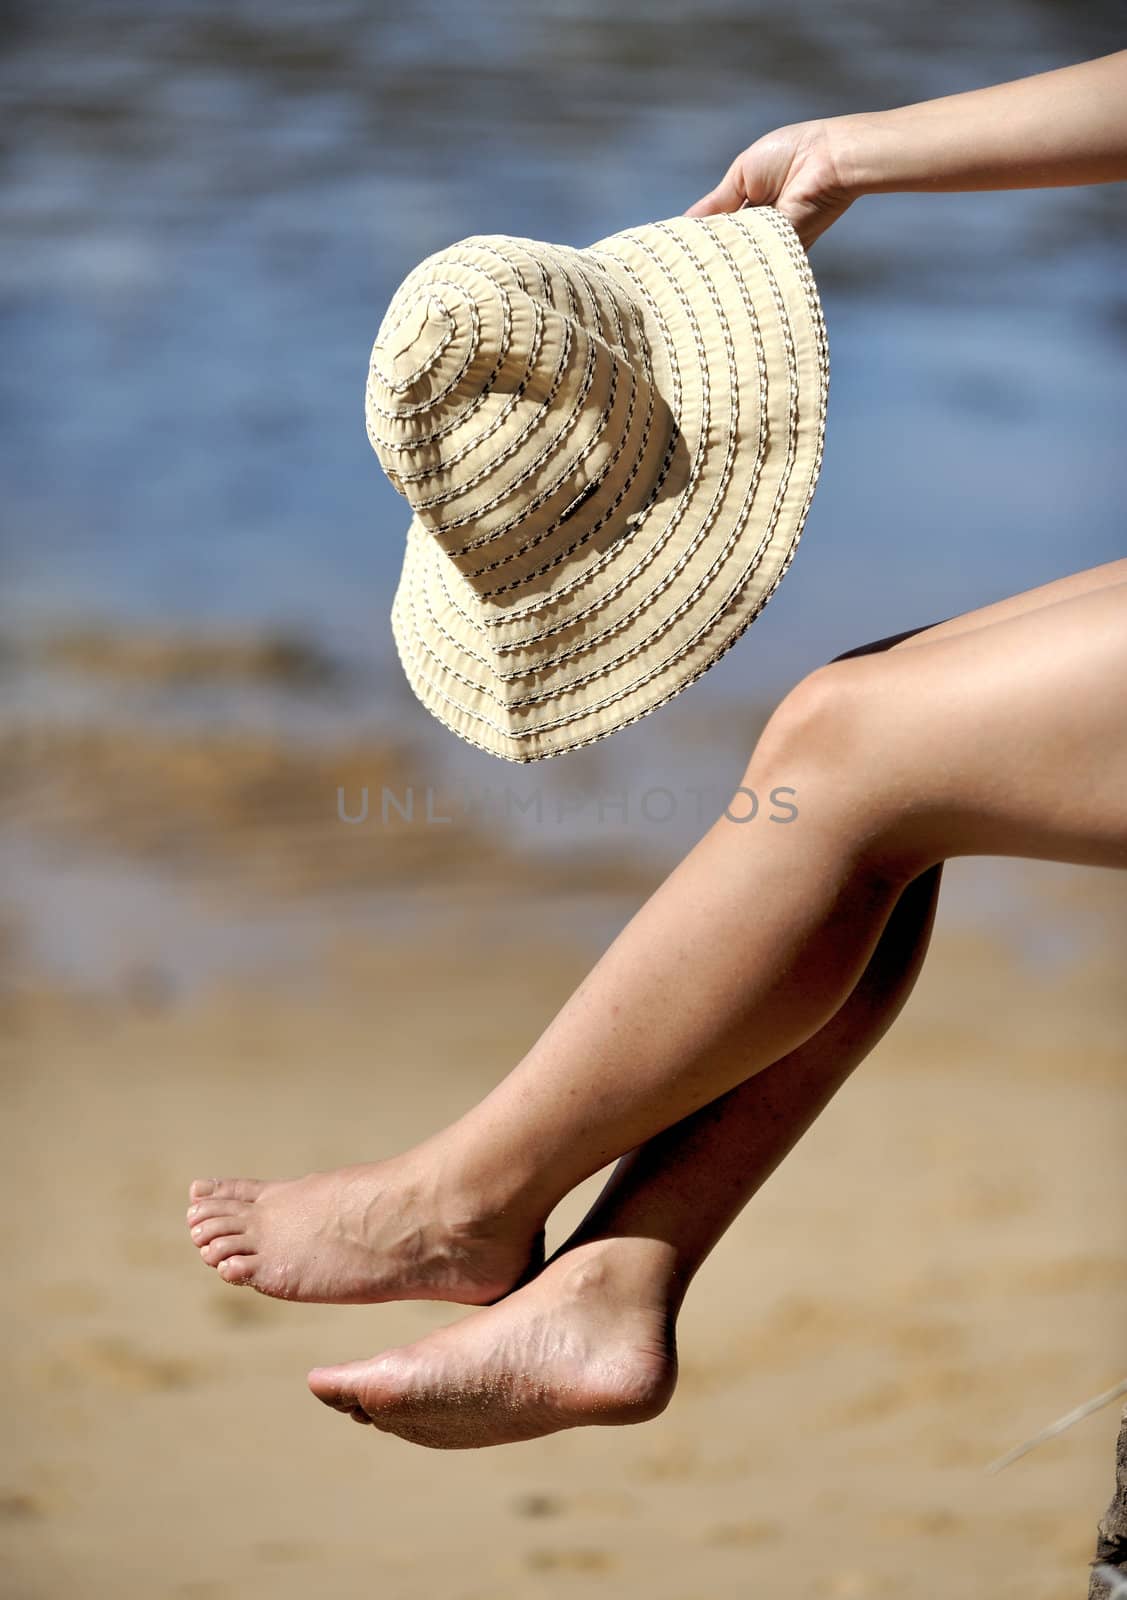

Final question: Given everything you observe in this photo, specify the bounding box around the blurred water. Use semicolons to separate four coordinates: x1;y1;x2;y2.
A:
1;0;1123;691
0;1;1124;988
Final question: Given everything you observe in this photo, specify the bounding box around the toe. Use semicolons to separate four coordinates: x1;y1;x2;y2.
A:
191;1212;251;1248
309;1356;403;1419
217;1254;256;1286
189;1177;265;1205
186;1195;259;1229
308;1363;360;1410
186;1198;244;1228
201;1233;248;1267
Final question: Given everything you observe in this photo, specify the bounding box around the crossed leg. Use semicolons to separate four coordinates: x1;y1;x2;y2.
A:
185;561;1127;1442
307;866;945;1445
301;559;1127;1444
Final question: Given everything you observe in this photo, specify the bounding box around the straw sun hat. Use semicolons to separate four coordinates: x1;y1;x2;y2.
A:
366;204;828;762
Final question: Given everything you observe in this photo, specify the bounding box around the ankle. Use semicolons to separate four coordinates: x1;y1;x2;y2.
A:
423;1116;557;1240
416;1128;546;1250
553;1234;687;1315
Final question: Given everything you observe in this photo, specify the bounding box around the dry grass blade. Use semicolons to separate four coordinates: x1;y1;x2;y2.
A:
986;1378;1127;1475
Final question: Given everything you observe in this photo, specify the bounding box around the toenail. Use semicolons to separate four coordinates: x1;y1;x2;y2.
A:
194;1181;215;1198
188;1205;200;1220
191;1225;203;1239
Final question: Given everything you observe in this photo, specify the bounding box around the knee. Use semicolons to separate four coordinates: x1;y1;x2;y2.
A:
750;659;866;778
739;660;930;883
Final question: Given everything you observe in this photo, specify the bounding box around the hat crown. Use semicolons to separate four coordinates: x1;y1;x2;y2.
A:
365;235;671;607
369;294;456;390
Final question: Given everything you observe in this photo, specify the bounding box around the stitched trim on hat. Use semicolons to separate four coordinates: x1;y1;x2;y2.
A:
387;208;828;760
428;209;791;666
369;240;663;604
372;291;458;392
395;214;821;743
404;217;752;710
366;242;567;451
418;318;639;549
456;237;685;620
417;217;728;674
424;319;597;522
434;237;641;541
389;298;551;484
366;284;482;419
425;261;677;626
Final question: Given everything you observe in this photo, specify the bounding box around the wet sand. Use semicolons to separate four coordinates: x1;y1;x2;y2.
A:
1;656;1125;1600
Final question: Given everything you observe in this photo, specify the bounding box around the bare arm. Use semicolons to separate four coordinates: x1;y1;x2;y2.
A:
687;50;1127;247
836;49;1127;195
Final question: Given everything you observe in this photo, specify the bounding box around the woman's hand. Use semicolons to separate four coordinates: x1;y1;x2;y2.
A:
685;52;1127;251
683;119;855;250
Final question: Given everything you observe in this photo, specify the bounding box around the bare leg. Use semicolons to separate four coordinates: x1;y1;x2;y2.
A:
442;568;1127;1198
187;559;1127;1307
307;865;942;1445
305;561;1127;1441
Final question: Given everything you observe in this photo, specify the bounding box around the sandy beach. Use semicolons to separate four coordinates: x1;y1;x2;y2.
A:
2;645;1125;1600
5;1;1127;1591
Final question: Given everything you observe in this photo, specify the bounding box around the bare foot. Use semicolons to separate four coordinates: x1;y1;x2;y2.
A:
306;1238;678;1448
185;1152;543;1305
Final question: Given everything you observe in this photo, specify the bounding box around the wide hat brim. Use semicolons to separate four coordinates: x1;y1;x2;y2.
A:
387;205;828;762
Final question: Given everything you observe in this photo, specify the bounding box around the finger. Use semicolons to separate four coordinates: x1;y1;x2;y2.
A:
684;161;749;217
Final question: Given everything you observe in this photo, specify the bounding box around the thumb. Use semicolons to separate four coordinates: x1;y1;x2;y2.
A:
683;164;749;217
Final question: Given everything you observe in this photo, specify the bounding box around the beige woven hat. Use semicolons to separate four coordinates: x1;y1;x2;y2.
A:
366;204;828;762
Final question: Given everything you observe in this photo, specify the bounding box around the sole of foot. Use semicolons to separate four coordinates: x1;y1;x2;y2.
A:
307;1240;678;1448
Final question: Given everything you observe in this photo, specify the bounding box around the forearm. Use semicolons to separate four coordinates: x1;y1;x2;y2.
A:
831;49;1127;198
